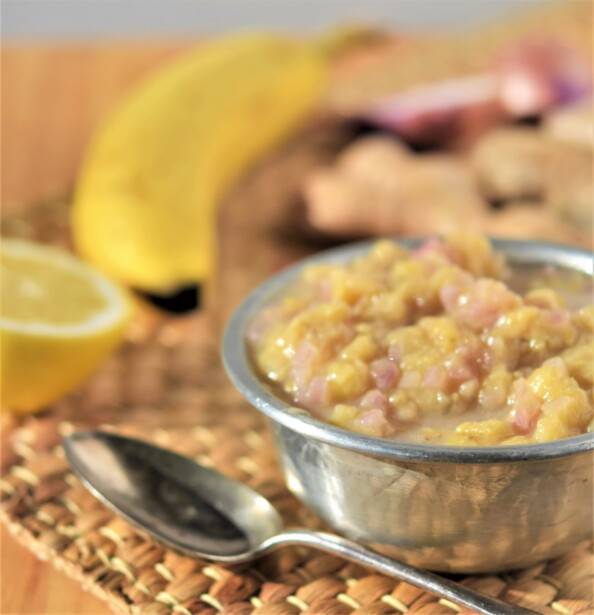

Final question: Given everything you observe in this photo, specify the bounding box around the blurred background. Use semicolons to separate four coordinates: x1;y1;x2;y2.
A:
3;0;545;39
2;0;592;333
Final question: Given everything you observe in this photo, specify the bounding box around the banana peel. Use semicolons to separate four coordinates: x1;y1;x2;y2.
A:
72;28;378;293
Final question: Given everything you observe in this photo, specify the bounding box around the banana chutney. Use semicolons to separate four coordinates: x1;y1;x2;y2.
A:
248;234;593;446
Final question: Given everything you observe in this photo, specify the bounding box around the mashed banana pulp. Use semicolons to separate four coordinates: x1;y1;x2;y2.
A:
248;234;593;445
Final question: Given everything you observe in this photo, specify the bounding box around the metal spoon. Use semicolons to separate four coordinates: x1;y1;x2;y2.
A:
64;431;537;615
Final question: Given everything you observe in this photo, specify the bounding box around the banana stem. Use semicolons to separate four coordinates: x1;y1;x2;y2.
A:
316;24;387;58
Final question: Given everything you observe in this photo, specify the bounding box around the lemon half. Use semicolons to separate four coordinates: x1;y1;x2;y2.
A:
1;239;131;414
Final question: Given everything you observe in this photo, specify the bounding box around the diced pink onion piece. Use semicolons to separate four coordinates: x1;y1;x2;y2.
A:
509;380;542;435
297;376;328;413
355;408;392;437
448;361;477;384
370;358;400;391
360;389;389;411
423;365;449;390
440;285;462;311
292;340;319;389
443;279;519;330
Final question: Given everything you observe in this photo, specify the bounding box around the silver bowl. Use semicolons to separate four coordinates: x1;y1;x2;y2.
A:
223;238;594;573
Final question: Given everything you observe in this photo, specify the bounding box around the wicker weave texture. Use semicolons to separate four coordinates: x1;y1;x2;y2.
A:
1;128;593;615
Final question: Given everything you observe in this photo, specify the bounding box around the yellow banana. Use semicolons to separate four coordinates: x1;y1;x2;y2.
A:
72;30;362;292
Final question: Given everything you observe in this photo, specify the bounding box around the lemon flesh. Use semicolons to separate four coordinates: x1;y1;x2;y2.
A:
1;239;131;414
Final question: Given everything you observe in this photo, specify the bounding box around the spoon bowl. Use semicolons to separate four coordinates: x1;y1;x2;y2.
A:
65;430;537;615
64;430;282;559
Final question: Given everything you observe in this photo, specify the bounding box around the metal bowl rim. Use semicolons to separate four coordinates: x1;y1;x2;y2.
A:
222;237;594;464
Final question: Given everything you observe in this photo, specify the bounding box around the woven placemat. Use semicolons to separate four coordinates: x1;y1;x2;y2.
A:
2;129;594;615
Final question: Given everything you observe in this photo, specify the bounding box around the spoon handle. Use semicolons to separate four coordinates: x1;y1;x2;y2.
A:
262;530;537;615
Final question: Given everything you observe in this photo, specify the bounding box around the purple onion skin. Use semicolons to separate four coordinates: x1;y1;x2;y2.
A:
356;39;591;147
496;39;592;116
